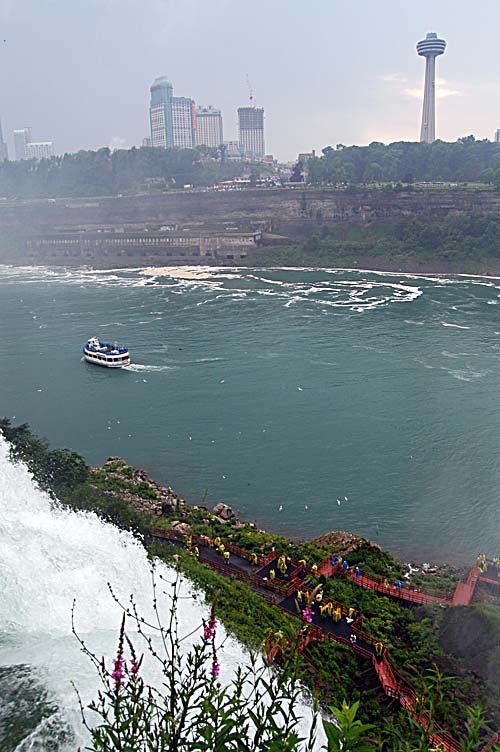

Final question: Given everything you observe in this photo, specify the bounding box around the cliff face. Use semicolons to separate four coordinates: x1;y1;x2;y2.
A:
1;187;499;266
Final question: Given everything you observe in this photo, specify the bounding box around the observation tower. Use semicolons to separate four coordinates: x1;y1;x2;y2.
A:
416;32;446;143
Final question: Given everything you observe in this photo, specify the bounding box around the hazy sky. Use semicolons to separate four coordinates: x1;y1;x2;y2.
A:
1;0;499;161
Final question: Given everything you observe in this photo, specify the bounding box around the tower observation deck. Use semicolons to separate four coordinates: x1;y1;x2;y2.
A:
417;32;446;143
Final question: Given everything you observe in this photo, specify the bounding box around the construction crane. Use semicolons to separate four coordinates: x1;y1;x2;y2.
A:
246;74;254;105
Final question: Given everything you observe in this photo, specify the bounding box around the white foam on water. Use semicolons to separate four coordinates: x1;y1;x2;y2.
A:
446;368;485;382
0;265;426;313
283;296;305;308
124;363;174;372
440;321;471;330
139;266;243;281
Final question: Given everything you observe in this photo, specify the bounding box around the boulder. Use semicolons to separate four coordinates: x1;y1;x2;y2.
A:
212;502;235;520
170;521;193;535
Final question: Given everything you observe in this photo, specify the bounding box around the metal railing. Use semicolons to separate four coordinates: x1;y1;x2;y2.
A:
347;569;452;604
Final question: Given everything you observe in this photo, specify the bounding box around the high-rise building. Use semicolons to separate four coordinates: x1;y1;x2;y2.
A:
149;76;174;148
13;127;32;160
238;107;265;158
195;106;223;148
149;78;196;149
417;32;447;143
13;128;54;160
495;130;500;143
172;97;196;148
0;118;8;161
26;141;55;159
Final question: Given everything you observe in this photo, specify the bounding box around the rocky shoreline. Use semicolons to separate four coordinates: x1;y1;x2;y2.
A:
92;456;462;584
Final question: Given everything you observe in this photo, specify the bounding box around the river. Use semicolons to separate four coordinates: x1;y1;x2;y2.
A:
1;264;499;564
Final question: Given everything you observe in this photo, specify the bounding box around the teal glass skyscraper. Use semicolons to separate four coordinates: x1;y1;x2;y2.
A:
149;77;174;148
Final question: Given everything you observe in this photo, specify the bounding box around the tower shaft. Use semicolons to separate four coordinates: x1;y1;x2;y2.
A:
420;55;436;143
416;32;446;143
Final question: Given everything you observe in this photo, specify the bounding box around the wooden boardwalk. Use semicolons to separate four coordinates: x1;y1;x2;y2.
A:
346;569;449;605
346;563;485;608
152;529;498;752
452;565;480;606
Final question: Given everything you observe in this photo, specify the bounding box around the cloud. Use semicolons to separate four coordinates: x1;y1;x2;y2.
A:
109;136;128;151
380;73;463;101
378;73;408;84
403;79;463;100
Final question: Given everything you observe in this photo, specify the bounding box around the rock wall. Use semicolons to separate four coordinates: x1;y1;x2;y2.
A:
1;187;499;265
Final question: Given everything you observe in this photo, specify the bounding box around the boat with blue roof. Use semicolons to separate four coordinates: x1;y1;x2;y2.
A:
83;336;130;368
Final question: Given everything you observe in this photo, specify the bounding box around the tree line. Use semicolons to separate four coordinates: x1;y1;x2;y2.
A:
0;146;262;198
306;136;500;186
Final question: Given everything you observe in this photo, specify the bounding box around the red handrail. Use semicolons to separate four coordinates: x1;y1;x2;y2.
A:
347;569;451;604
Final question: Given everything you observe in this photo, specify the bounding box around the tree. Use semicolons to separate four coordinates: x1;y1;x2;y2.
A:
290;160;304;182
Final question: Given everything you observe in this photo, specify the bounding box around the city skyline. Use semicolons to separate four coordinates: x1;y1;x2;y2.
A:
13;126;55;161
149;75;266;159
1;1;500;160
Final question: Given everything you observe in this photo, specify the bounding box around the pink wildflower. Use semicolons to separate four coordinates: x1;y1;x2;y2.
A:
111;654;125;689
203;616;217;642
129;657;140;682
211;657;220;678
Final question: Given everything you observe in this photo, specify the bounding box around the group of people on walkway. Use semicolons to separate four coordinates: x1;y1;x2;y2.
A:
212;537;231;563
268;555;290;581
181;532;388;660
296;589;359;626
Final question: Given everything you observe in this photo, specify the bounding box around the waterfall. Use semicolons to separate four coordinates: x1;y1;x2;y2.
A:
0;436;247;750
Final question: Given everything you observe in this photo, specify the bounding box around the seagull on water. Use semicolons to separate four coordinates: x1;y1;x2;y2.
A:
278;505;283;511
304;505;308;510
337;499;341;505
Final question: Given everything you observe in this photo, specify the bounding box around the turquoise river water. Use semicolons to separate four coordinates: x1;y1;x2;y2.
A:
1;264;500;564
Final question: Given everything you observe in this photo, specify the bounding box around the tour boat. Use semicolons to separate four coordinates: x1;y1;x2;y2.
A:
83;336;130;368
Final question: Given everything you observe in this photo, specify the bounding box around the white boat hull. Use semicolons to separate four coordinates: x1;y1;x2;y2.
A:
83;349;130;368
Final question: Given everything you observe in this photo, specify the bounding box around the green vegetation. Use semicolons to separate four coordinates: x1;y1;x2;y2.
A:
91;469;159;500
151;543;297;650
245;211;500;273
0;146;270;198
77;573;498;751
307;137;500;186
0;418;152;536
2;418;500;747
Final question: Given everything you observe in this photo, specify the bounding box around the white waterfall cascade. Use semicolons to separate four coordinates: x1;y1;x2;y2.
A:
0;436;320;751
